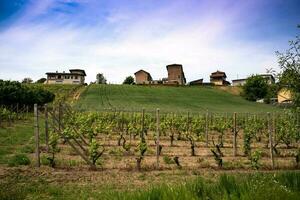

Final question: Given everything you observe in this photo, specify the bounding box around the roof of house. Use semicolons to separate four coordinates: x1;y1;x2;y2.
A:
69;69;86;76
232;78;247;82
134;69;151;76
46;69;86;76
46;72;85;76
166;64;183;70
259;74;275;81
189;79;203;83
210;70;227;78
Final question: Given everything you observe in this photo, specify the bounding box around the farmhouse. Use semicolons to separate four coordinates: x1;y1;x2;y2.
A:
166;64;186;85
277;88;292;103
45;69;86;84
210;70;230;86
232;78;247;86
232;74;275;86
134;70;153;84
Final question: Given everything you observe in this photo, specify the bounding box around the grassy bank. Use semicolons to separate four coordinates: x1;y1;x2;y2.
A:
75;84;279;113
1;171;299;200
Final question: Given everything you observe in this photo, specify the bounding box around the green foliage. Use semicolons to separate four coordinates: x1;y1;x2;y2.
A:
243;115;265;156
276;111;297;148
250;150;262;169
8;154;30;167
36;78;46;83
163;155;175;164
242;75;269;101
277;29;300;107
89;138;104;165
0;80;55;106
123;76;135;85
96;73;107;84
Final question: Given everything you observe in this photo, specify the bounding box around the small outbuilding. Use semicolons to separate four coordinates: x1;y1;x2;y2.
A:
210;70;230;86
134;70;153;84
189;79;203;85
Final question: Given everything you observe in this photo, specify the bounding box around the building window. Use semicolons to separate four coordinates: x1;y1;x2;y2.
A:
58;75;61;79
178;75;180;78
75;76;78;79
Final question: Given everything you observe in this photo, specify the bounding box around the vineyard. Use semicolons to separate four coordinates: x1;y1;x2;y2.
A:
33;103;300;171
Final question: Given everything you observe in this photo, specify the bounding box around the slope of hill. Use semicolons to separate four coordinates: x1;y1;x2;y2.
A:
74;84;279;113
30;84;84;104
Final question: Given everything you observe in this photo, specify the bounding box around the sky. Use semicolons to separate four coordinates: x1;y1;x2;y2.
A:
0;0;299;83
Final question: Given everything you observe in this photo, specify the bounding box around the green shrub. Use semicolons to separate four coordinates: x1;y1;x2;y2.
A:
8;154;31;167
250;150;262;169
163;156;175;164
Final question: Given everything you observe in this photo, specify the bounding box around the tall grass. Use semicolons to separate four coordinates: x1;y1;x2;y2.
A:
1;171;299;200
106;172;300;200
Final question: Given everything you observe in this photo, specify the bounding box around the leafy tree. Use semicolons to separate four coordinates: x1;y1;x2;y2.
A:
36;78;46;83
276;26;300;107
123;76;134;85
22;77;33;84
242;75;268;101
96;73;107;84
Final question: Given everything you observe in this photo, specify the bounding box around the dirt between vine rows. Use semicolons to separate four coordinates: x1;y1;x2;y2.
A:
11;131;300;170
0;130;298;190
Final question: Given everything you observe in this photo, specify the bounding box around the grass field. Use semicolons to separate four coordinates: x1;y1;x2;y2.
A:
75;84;279;113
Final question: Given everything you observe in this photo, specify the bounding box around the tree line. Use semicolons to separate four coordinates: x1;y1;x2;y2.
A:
0;80;55;106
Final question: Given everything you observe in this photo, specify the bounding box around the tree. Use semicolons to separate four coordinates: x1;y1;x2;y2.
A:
123;76;134;85
22;77;33;84
276;26;300;107
96;73;107;84
242;75;268;101
36;78;46;83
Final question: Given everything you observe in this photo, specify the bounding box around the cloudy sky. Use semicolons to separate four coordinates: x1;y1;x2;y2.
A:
0;0;299;83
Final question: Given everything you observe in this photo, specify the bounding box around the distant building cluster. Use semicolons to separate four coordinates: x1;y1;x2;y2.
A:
135;64;186;85
135;64;276;87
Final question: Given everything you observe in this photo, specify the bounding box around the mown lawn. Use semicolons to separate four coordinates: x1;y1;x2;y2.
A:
75;84;280;113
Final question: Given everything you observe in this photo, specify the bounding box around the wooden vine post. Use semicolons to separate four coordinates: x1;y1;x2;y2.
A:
141;108;145;139
156;108;160;169
233;112;237;157
268;112;275;169
205;110;209;147
44;104;49;152
58;103;62;132
34;104;40;167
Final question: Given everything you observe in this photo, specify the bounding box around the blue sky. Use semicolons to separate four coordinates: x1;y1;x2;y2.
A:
0;0;299;83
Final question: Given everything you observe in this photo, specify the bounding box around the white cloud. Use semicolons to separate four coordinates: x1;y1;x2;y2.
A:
0;0;285;83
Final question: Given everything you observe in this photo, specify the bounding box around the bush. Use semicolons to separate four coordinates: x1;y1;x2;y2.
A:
0;80;55;106
163;156;175;164
242;75;268;101
8;154;31;167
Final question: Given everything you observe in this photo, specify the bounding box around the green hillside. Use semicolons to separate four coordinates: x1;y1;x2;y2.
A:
74;84;279;113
